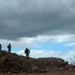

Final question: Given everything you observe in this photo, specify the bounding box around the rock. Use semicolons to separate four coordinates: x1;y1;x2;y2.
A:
31;66;39;72
0;50;75;73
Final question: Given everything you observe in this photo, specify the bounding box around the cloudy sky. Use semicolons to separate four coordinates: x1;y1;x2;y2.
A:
0;0;75;63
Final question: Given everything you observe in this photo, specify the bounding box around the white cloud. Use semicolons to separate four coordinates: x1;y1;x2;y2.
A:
0;39;10;48
1;34;75;48
65;42;75;46
61;50;75;63
16;49;61;58
16;49;75;63
1;34;75;63
51;34;75;43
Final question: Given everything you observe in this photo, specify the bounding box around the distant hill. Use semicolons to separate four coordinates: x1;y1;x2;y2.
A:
0;50;75;73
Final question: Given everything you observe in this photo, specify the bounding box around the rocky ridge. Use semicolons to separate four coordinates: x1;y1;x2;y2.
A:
0;50;75;73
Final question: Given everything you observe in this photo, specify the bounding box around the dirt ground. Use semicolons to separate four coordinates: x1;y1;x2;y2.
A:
0;71;75;75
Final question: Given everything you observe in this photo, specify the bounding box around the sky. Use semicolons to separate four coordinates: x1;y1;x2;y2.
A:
0;0;75;63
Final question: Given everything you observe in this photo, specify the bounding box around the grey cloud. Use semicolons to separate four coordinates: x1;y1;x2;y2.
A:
0;0;75;40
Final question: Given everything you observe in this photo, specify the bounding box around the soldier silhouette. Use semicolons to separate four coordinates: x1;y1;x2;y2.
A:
7;43;11;53
0;44;2;50
25;48;30;57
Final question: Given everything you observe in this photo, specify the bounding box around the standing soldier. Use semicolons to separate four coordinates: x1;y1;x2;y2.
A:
24;48;30;57
0;44;2;50
7;43;11;53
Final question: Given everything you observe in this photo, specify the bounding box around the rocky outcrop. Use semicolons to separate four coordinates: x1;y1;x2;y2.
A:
0;50;75;73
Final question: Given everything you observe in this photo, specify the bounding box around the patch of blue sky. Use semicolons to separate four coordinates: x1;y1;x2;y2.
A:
11;47;22;52
31;41;74;51
2;48;8;51
2;47;21;52
2;41;74;53
50;43;74;51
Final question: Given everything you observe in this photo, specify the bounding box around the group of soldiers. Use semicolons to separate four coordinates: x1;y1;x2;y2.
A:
0;43;30;57
0;43;11;53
